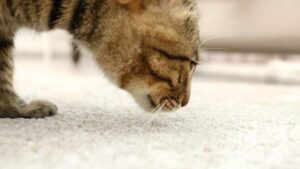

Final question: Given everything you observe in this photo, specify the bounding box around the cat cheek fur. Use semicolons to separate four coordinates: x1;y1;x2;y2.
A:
125;85;154;112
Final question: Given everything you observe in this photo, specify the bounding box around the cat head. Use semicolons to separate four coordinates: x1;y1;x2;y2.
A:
91;0;200;112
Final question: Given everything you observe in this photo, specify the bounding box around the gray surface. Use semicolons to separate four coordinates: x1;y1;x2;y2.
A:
0;58;299;169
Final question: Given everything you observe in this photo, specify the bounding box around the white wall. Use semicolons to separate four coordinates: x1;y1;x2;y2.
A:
198;0;300;53
14;29;72;58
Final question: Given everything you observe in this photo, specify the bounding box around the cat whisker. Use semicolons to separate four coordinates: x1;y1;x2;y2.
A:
200;36;223;48
203;47;229;51
199;20;250;48
151;101;167;114
200;35;234;49
142;101;167;127
200;21;250;32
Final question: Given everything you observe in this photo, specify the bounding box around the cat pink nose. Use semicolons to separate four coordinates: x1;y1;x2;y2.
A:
181;93;190;107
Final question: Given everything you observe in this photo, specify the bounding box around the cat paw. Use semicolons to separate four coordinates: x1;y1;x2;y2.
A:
23;100;57;118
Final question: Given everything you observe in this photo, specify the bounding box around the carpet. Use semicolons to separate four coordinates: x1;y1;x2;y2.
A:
0;58;299;169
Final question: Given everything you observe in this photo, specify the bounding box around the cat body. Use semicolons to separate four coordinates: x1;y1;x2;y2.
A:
0;0;200;118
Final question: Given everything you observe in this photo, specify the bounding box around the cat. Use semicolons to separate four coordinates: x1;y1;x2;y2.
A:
0;0;201;118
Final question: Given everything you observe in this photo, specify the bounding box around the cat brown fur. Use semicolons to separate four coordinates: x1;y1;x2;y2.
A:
0;0;200;118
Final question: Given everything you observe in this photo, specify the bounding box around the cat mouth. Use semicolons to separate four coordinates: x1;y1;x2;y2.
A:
148;95;182;113
130;92;184;113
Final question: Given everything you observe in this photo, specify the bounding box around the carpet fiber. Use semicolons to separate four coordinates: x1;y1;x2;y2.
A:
0;58;300;169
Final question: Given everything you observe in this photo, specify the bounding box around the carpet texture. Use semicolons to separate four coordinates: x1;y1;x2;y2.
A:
0;59;300;169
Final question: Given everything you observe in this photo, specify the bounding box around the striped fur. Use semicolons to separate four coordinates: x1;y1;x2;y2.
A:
0;0;201;116
48;0;65;29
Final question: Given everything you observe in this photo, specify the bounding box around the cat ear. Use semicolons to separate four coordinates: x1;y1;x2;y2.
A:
119;0;142;13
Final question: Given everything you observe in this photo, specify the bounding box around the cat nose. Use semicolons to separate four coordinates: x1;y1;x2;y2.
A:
181;92;190;107
180;82;191;107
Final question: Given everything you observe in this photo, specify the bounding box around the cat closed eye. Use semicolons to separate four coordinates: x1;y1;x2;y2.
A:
153;48;191;62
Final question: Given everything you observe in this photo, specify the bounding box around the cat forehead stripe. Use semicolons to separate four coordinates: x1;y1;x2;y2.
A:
5;0;15;17
69;0;87;36
86;0;105;40
0;38;14;49
48;0;65;29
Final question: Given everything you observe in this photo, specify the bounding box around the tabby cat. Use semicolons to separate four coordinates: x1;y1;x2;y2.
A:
0;0;200;118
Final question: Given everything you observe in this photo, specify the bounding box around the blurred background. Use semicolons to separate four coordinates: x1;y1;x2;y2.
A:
14;0;300;85
197;0;300;85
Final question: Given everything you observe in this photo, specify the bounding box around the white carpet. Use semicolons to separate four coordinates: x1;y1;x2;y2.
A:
0;58;300;169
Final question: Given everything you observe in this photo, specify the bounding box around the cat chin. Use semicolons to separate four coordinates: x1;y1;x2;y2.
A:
131;94;154;112
129;92;154;112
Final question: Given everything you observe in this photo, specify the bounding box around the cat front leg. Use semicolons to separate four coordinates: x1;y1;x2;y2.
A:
0;30;57;118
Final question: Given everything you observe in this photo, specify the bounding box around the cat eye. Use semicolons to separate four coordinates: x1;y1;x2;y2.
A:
153;47;192;63
152;47;198;79
154;48;201;66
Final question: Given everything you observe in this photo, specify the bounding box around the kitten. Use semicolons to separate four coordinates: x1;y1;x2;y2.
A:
0;0;201;118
